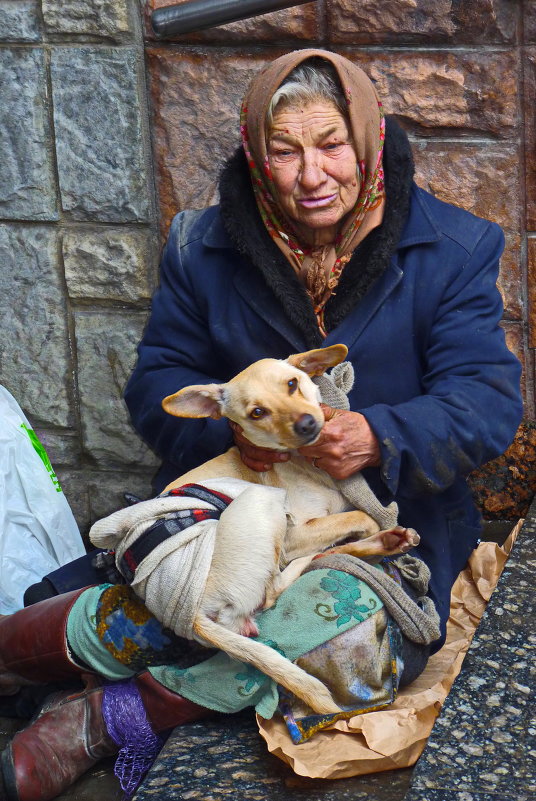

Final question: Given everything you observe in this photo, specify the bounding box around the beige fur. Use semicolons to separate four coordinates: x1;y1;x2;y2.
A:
162;345;419;714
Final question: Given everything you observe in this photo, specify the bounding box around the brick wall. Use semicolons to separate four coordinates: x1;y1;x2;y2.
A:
0;0;534;535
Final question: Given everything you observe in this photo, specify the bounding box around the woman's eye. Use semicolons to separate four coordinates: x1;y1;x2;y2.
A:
249;407;266;420
323;142;344;152
288;378;298;394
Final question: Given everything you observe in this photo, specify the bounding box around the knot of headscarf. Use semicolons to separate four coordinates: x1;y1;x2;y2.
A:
240;49;386;336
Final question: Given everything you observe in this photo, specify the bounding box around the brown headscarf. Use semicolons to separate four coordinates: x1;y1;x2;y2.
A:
240;50;386;336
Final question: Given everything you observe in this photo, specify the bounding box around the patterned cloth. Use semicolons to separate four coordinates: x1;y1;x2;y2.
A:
149;564;389;723
67;560;415;744
117;483;232;582
95;584;200;672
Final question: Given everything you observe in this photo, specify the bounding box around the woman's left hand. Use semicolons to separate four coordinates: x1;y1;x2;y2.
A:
298;405;381;480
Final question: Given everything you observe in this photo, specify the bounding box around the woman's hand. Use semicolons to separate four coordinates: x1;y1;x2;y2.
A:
230;422;290;472
298;405;381;480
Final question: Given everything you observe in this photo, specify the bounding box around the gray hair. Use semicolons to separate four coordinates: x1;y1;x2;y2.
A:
266;58;347;131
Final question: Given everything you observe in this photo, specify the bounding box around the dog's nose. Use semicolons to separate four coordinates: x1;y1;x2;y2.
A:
293;414;318;438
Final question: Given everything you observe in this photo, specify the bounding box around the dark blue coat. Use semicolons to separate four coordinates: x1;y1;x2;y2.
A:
125;164;522;650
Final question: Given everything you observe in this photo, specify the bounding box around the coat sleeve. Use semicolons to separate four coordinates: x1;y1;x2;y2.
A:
124;213;234;473
360;222;523;500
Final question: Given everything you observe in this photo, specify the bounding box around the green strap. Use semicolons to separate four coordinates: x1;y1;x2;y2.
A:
20;423;62;493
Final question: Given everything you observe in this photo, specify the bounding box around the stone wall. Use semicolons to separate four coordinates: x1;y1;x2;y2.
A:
0;0;160;535
0;0;534;536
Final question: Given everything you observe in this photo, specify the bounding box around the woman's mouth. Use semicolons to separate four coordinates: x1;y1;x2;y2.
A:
298;194;337;208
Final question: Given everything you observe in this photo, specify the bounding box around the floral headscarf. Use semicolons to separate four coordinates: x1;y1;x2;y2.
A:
240;49;385;336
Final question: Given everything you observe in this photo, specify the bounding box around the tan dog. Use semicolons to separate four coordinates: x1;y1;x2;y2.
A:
159;345;419;714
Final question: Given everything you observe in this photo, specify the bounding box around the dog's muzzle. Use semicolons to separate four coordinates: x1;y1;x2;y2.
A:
293;414;320;441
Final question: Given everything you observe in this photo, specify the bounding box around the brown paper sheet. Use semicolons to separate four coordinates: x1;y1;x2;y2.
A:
257;522;522;778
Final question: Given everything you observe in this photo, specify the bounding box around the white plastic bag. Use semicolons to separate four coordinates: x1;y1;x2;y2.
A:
0;386;86;613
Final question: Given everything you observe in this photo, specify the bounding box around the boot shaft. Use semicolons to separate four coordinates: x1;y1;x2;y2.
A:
0;589;89;686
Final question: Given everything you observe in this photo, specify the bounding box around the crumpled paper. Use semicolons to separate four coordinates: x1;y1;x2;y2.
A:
257;523;521;778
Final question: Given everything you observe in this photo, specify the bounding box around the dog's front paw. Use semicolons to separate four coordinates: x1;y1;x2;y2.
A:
379;526;420;554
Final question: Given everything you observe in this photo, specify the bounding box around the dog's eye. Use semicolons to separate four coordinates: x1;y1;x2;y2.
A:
249;407;266;420
288;378;298;394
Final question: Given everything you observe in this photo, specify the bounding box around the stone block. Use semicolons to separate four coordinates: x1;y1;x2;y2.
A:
345;50;519;139
34;429;82;469
42;0;130;39
74;310;160;469
468;420;536;520
526;1;536;42
63;228;154;303
145;0;319;42
0;225;74;428
134;712;414;800
0;0;41;41
328;0;520;45
55;468;154;538
529;238;536;349
148;49;283;233
87;469;155;531
0;48;58;220
54;469;91;539
412;141;522;320
525;49;536;229
51;47;150;222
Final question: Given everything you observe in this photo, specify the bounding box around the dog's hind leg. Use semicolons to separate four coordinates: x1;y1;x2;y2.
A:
322;526;420;560
263;555;314;609
284;509;380;562
201;485;288;634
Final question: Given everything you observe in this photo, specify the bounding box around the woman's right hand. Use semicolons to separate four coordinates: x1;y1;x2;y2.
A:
229;422;290;472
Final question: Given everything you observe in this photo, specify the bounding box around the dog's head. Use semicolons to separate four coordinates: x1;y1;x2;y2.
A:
162;344;348;450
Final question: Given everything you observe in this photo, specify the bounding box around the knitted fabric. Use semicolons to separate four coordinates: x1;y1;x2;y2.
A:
314;363;399;530
307;553;440;645
90;493;218;638
102;679;165;797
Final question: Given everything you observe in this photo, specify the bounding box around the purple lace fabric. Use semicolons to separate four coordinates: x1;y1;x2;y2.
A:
102;679;165;796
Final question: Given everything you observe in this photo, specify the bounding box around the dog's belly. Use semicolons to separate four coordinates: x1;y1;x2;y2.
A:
266;457;350;524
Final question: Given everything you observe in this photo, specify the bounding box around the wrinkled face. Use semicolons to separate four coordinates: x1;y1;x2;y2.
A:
267;101;359;242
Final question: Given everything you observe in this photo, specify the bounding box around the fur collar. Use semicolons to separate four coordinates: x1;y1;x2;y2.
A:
219;116;415;349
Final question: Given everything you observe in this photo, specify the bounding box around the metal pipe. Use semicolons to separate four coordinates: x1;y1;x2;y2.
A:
151;0;316;38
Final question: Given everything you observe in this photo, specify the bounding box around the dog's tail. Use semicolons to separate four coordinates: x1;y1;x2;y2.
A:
193;615;340;715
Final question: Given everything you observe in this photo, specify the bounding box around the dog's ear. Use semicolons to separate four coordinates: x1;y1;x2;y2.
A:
162;384;226;419
286;344;348;376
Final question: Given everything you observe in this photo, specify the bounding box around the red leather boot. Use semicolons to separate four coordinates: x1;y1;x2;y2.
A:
0;589;90;694
135;670;208;733
1;684;117;801
1;671;209;801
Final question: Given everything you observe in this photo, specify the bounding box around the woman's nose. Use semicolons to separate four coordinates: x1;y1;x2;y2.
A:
298;152;325;188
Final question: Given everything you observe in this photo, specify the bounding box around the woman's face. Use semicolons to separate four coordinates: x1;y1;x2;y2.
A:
267;101;359;243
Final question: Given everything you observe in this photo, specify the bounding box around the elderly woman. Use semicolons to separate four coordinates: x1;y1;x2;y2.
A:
0;50;522;801
125;49;521;636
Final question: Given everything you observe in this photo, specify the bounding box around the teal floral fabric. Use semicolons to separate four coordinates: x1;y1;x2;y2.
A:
149;565;387;722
